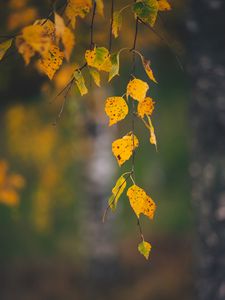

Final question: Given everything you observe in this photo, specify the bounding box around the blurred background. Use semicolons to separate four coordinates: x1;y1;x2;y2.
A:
0;1;195;299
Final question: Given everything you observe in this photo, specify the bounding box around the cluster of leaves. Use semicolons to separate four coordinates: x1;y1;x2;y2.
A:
0;0;172;259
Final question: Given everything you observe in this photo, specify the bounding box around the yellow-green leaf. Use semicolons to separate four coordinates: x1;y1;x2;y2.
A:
105;96;128;126
108;174;127;211
127;184;156;220
74;70;88;96
112;11;122;38
89;67;101;87
138;241;151;259
112;132;139;166
133;0;159;27
85;46;112;72
127;78;149;102
0;39;13;60
109;52;120;82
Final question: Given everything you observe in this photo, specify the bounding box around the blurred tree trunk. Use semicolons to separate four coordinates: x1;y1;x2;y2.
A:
187;1;225;299
83;88;119;299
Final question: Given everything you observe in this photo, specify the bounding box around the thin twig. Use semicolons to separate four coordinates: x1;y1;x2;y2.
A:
130;16;139;181
109;0;114;52
137;218;144;241
90;0;97;49
138;18;183;70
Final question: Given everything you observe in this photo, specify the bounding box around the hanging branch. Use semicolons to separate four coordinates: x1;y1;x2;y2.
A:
90;0;97;49
109;0;114;52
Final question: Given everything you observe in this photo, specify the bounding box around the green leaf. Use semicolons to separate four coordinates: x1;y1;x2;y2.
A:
133;0;159;27
112;11;122;38
73;70;88;96
108;174;127;211
108;52;120;82
0;39;13;60
89;67;101;87
138;240;151;259
94;47;109;66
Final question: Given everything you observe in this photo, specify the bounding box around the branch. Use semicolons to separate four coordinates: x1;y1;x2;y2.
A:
90;0;97;49
108;0;114;52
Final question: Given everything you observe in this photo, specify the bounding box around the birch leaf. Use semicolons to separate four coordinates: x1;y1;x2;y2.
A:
85;47;112;72
137;97;155;118
112;132;139;166
133;0;159;27
22;24;52;57
112;11;122;38
0;39;13;60
89;67;101;87
158;0;171;11
138;241;151;259
65;0;92;28
127;184;156;220
74;70;88;96
38;45;64;80
55;13;75;60
147;116;157;150
16;35;35;65
108;174;127;211
96;0;104;16
127;78;149;102
109;52;120;82
105;96;128;126
141;56;157;83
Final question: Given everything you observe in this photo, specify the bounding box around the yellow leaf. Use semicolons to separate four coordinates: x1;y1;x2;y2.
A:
96;0;104;16
141;57;157;83
34;19;55;37
138;241;151;259
74;70;88;96
55;13;75;60
147;116;157;150
112;132;139;166
127;184;156;220
22;24;52;57
65;0;92;29
16;35;35;65
158;0;171;11
137;97;155;118
108;174;127;211
38;45;64;80
89;67;101;87
0;39;13;60
112;11;122;38
105;96;128;126
127;78;149;102
85;47;112;72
